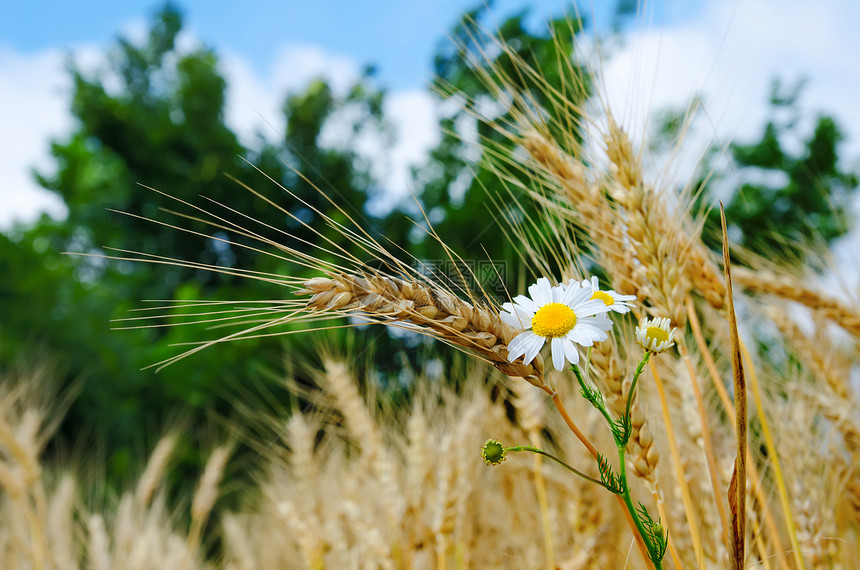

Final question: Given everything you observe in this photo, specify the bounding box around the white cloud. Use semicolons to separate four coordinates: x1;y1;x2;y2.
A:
220;51;280;144
220;45;439;214
595;0;860;157
383;90;440;200
0;45;71;230
221;44;362;145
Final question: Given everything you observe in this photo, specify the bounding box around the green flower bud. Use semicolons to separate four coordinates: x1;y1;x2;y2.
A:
481;439;507;466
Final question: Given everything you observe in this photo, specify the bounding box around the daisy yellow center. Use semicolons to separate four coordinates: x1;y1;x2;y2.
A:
532;303;577;338
591;291;615;306
646;326;669;345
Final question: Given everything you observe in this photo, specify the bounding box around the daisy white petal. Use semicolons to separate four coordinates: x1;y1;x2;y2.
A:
550;337;567;371
566;328;587;346
511;294;540;314
500;303;533;329
568;319;610;345
563;337;580;365
588;315;614;332
576;298;615;318
561;281;591;306
521;333;545;364
506;331;530;361
528;277;554;306
552;282;571;303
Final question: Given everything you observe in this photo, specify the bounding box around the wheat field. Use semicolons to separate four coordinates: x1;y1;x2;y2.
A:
3;5;859;570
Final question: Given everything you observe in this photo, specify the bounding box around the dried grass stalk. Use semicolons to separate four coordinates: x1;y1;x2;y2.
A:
722;205;747;570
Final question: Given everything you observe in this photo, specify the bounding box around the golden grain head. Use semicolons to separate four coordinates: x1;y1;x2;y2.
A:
299;273;547;387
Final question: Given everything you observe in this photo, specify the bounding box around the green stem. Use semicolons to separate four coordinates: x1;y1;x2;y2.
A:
571;364;615;432
617;442;663;569
619;350;664;568
570;354;665;567
625;351;651;421
505;445;607;489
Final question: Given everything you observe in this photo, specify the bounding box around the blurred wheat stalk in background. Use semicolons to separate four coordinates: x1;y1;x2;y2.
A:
3;6;859;570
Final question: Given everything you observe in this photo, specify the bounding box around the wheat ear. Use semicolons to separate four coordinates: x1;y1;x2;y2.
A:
45;474;76;570
735;267;860;336
186;445;231;558
783;396;842;568
135;433;178;509
767;306;854;400
604;115;689;326
221;514;255;570
299;273;546;386
87;514;111;570
519;129;639;296
318;359;404;550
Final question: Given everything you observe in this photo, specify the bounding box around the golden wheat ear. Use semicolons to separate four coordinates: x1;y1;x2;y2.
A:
297;272;546;387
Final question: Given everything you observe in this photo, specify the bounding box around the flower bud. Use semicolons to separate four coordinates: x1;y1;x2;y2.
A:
481;439;507;466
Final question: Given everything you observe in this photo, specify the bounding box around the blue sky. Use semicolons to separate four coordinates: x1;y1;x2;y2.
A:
0;0;623;90
2;0;860;238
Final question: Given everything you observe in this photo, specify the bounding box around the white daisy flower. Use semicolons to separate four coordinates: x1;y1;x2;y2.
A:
635;317;677;353
579;276;636;314
501;277;613;371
